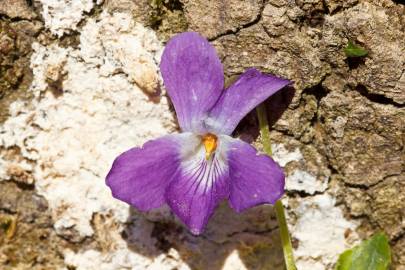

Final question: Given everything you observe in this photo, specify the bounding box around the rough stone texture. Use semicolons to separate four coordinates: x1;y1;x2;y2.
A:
0;0;404;269
38;0;98;37
271;137;330;195
0;0;37;20
0;181;67;269
0;18;42;123
104;0;188;41
343;3;405;104
393;236;405;269
0;10;285;270
318;91;404;186
324;0;358;14
342;174;405;239
1;10;177;243
181;0;263;39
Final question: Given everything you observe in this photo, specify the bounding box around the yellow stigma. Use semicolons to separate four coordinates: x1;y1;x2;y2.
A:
202;133;218;160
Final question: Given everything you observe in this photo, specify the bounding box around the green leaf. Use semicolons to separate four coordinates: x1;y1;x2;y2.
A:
335;233;391;270
344;41;368;57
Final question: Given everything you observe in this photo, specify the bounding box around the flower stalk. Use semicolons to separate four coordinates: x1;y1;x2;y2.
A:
256;103;297;270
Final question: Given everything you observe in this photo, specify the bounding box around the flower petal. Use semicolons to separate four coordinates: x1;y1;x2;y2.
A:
106;134;186;211
227;138;285;212
165;134;230;234
160;32;224;133
205;68;291;135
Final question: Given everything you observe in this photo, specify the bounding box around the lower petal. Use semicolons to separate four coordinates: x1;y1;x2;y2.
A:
165;135;230;235
106;134;187;211
227;138;285;212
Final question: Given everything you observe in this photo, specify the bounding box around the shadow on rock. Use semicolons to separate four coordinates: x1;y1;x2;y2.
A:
266;86;296;127
123;202;285;270
234;85;295;144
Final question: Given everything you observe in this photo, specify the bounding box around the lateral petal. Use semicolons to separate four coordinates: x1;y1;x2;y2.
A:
206;68;291;135
106;134;188;211
227;138;285;212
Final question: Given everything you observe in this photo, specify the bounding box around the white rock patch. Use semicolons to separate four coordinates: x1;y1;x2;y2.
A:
64;248;191;270
272;143;303;167
292;194;358;270
287;170;328;195
39;0;101;36
272;143;328;194
272;145;350;269
0;11;178;268
222;250;248;270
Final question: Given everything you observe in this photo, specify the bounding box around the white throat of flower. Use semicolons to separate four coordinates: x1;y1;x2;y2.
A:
178;133;231;192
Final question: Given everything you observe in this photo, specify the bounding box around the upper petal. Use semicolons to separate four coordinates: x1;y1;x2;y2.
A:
160;32;224;133
226;138;285;212
165;134;230;234
106;134;187;211
205;68;291;135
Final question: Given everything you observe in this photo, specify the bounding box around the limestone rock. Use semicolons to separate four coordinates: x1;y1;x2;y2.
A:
0;0;404;269
0;181;66;269
319;91;404;186
0;0;36;19
325;2;405;104
181;0;263;39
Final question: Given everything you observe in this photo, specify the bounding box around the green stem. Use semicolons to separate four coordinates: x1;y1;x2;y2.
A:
256;103;297;270
274;200;296;270
256;104;272;156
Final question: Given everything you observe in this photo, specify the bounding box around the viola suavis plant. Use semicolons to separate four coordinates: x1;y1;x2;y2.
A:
106;32;290;235
106;31;392;270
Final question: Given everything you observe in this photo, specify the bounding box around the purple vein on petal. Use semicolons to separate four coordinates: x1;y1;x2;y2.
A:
165;134;230;234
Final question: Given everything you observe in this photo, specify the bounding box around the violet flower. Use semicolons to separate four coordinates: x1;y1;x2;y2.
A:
106;32;291;235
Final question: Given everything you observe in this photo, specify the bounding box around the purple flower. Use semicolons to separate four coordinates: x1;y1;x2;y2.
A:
106;32;291;235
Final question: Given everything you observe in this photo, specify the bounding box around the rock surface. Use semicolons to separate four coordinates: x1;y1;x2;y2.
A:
0;0;37;19
0;0;404;269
